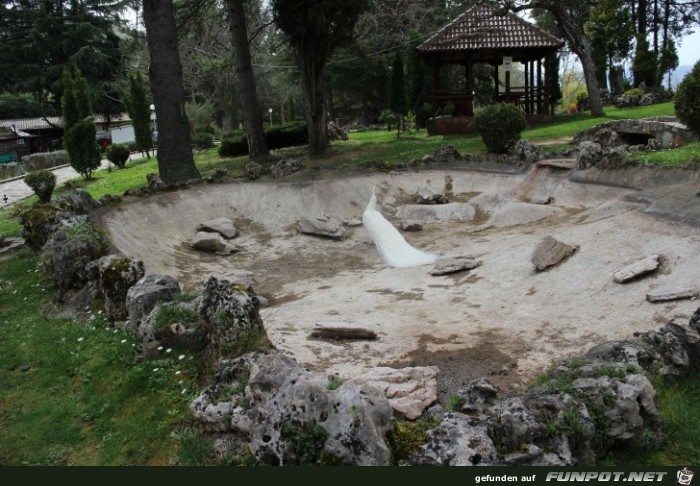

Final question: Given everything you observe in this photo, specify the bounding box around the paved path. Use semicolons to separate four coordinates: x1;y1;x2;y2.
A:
0;152;152;210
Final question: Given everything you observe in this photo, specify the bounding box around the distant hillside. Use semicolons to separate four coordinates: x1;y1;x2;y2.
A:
669;65;693;88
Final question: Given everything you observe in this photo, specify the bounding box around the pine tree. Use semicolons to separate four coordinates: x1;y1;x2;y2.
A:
126;72;153;158
62;69;101;179
390;52;407;137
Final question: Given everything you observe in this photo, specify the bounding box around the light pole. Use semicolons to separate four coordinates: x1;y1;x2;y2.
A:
268;108;273;127
150;104;157;149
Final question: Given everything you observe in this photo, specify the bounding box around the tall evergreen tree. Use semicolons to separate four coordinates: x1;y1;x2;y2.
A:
406;30;426;114
125;72;154;158
271;0;371;155
0;1;127;118
390;52;407;136
62;69;101;179
142;0;201;185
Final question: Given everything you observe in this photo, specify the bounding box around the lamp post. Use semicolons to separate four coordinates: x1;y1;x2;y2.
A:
268;108;273;127
150;104;157;150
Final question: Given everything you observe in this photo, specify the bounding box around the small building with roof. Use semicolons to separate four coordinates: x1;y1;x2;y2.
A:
418;3;564;135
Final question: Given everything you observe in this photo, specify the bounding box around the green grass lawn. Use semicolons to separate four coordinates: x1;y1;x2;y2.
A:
0;100;697;465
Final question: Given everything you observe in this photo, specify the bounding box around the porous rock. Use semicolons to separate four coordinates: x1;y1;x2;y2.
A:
613;255;660;283
98;254;145;321
191;351;394;465
348;366;438;420
126;274;181;322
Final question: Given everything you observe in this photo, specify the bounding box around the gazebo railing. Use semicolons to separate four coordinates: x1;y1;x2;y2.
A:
430;87;550;117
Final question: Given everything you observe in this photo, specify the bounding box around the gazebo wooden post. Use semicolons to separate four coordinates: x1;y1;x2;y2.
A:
530;60;535;114
465;58;474;116
494;63;499;100
524;60;530;114
537;57;543;114
430;58;440;115
544;56;552;114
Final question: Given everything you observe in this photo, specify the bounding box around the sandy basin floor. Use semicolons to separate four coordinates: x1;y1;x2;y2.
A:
101;167;700;394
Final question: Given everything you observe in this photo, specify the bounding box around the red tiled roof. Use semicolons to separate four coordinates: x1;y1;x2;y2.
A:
418;3;564;52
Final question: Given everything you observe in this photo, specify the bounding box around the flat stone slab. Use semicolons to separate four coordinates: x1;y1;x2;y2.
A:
531;236;577;271
536;158;577;169
343;218;362;227
192;231;238;255
646;287;698;303
530;194;554;205
613;255;661;283
298;215;347;240
400;220;423;232
348;366;438;420
430;256;478;276
416;186;448;204
197;217;237;239
0;237;23;255
398;203;475;224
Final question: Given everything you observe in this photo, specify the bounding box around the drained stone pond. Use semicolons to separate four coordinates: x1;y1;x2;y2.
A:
100;164;700;397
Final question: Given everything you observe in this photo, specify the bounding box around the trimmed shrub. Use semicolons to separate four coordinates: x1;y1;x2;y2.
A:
218;123;309;157
475;102;527;154
105;144;130;169
567;103;579;114
675;60;700;136
623;88;644;97
191;131;214;149
218;131;247;157
24;169;56;203
266;121;308;150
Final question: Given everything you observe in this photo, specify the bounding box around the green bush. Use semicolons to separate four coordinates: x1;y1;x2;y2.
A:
623;88;644;97
191;131;214;149
105;144;130;169
24;169;56;203
266;121;308;150
475;102;527;154
218;123;309;158
218;130;247;157
378;109;397;130
244;161;262;180
675;60;700;136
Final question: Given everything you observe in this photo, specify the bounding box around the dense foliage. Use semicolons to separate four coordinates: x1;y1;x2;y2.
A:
475;103;527;154
23;169;56;203
675;60;700;136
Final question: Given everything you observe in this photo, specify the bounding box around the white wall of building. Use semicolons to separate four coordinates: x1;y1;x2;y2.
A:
110;125;136;145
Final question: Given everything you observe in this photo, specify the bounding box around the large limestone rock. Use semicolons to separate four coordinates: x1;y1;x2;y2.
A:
574;118;698;149
576;141;604;169
126;274;181;321
40;215;109;302
348;366;438;420
138;301;208;358
531;236;577;271
98;254;145;321
192;231;238;255
397;203;475;225
613;255;660;283
412;413;498;466
198;274;267;357
197;217;237;239
270;158;303;178
297;215;346;240
191;351;394;465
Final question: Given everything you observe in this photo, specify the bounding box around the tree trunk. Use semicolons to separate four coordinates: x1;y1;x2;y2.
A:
225;0;268;160
638;0;647;36
549;5;605;117
142;0;200;185
298;51;328;156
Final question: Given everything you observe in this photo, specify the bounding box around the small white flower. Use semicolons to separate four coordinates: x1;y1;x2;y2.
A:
77;337;84;342
178;354;185;360
178;380;184;385
157;346;163;351
174;370;181;375
166;348;172;353
12;290;17;294
23;297;27;301
131;343;135;347
112;329;118;333
181;388;187;395
153;368;159;372
98;310;103;315
120;339;127;344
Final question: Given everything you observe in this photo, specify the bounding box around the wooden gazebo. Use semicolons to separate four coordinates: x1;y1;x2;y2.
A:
418;3;564;135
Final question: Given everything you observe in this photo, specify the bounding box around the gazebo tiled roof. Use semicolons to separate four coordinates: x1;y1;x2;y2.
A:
418;3;564;52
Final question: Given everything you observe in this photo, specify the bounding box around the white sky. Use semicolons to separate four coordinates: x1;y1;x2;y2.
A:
677;30;700;67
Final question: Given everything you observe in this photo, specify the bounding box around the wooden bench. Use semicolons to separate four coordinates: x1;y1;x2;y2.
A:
0;152;17;164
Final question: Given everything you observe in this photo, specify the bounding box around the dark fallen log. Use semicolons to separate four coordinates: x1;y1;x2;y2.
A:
309;327;378;341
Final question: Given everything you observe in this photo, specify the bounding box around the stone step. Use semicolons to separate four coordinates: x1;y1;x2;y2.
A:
537;159;577;170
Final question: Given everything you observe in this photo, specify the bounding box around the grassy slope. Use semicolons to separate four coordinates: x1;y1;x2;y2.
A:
0;100;697;465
